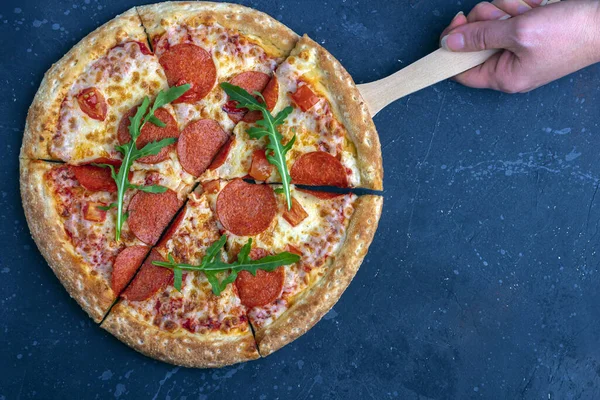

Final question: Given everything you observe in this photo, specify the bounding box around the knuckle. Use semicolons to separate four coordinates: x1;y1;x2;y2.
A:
511;19;532;46
471;27;488;51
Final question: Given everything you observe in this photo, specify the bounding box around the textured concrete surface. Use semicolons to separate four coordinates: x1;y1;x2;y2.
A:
2;0;600;399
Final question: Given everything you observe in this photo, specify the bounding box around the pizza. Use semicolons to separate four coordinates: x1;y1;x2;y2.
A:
20;159;192;322
203;35;383;189
20;2;383;367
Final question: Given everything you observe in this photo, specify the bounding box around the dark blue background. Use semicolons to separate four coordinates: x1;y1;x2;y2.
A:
2;0;600;399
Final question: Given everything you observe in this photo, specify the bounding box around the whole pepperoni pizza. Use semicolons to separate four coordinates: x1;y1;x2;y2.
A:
20;2;383;367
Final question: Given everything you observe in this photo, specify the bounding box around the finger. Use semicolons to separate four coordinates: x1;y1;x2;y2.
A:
440;19;516;52
466;2;510;22
491;0;533;15
440;11;468;39
452;52;504;89
454;51;525;93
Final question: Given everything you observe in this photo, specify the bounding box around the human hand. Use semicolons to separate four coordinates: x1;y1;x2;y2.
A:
439;0;600;93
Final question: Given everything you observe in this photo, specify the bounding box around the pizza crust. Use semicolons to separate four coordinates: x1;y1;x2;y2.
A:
289;35;384;190
137;1;299;59
254;195;383;356
20;7;146;161
20;160;116;322
102;302;260;368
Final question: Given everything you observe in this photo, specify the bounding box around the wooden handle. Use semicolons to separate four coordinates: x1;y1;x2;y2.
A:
358;48;496;116
358;0;560;116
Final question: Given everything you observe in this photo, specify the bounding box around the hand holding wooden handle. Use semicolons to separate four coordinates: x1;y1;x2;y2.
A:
358;0;560;116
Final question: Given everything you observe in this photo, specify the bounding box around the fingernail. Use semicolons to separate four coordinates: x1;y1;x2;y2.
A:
517;5;530;14
499;14;511;21
490;9;504;19
453;11;464;20
441;33;465;51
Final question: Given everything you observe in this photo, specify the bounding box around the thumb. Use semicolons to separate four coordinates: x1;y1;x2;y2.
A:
440;19;516;52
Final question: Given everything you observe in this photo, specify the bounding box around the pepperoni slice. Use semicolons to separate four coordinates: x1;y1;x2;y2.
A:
243;76;279;123
117;106;179;164
208;138;234;170
297;188;344;200
230;71;271;95
216;179;277;236
71;162;132;193
290;84;320;112
248;149;273;181
224;72;271;123
128;189;182;245
121;250;172;301
177;119;229;177
82;202;107;222
76;87;107;121
156;209;186;249
282;197;308;227
236;267;285;308
159;44;216;103
71;165;117;192
291;151;349;187
112;245;149;295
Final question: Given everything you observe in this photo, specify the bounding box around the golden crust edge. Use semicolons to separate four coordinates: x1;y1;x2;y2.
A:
19;160;116;322
137;1;299;58
102;301;260;368
255;194;383;356
20;7;146;161
292;35;384;190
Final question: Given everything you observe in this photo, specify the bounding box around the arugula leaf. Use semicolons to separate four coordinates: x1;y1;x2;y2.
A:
153;235;301;295
129;184;169;194
220;82;295;210
102;84;190;241
136;138;177;158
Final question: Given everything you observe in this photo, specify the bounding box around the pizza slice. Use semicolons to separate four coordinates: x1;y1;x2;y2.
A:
201;179;383;355
21;8;170;163
137;2;298;139
21;159;193;322
202;35;383;190
102;190;259;368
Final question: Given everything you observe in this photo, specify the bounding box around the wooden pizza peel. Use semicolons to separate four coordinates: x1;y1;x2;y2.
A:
357;0;560;117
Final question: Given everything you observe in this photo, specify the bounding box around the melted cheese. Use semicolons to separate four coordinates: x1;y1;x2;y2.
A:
154;23;280;130
131;152;196;200
53;41;168;163
199;45;362;186
120;192;249;336
47;166;145;283
46;154;195;285
202;183;356;330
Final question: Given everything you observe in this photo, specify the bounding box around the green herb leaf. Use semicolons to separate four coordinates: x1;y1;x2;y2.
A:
130;184;169;194
220;82;295;210
146;115;166;128
137;138;177;158
152;84;191;110
96;203;117;211
152;235;301;295
101;85;190;241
